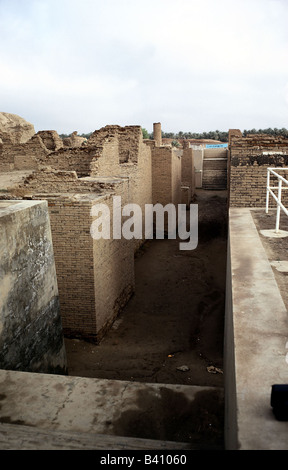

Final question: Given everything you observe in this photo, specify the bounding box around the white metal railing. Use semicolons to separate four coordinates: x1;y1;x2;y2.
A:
266;168;288;232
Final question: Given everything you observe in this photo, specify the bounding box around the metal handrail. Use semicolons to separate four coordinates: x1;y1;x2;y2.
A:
266;168;288;232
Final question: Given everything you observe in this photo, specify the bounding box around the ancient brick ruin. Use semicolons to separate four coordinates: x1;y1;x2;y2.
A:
1;112;288;370
0;118;198;355
228;129;288;207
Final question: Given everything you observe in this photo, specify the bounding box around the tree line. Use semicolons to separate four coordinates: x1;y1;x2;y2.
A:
59;127;288;143
142;127;288;142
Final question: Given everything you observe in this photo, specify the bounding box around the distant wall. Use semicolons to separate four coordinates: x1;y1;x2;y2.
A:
181;148;194;200
89;125;153;250
152;147;182;207
202;148;228;190
229;131;288;207
0;200;67;374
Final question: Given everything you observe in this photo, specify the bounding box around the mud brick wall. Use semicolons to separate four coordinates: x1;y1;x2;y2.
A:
181;148;194;198
151;147;182;235
88;125;142;164
0;135;50;171
119;139;152;249
37;130;64;151
90;135;120;177
152;147;182;207
89;126;153;250
44;146;101;177
172;149;182;206
46;180;134;342
152;147;172;206
0;200;67;374
202;148;228;190
47;196;97;340
15;169;109;196
91;192;135;340
229;133;288;207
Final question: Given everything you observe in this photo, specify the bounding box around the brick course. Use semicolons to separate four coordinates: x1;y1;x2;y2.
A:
229;131;288;207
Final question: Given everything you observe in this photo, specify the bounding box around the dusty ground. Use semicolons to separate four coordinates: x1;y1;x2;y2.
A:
252;208;288;311
65;190;228;388
64;189;228;449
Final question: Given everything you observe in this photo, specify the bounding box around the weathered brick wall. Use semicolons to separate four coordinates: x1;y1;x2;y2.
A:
229;132;288;207
89;126;153;250
92;190;135;339
0;135;50;171
152;147;172;206
88;125;141;164
202;148;228;190
46;182;134;343
5;172;135;342
44;146;101;177
90;135;120;177
151;147;182;234
37;130;64;151
48;196;96;339
172;149;182;206
181;148;194;199
12;169;109;196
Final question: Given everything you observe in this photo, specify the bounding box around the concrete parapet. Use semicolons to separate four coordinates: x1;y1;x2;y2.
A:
0;200;67;374
225;208;288;449
0;368;222;449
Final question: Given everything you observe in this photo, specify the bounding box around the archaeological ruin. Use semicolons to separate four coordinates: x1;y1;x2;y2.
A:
0;112;288;450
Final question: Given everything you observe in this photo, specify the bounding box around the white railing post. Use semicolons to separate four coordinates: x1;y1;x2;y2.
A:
266;168;270;214
276;178;283;233
265;167;288;234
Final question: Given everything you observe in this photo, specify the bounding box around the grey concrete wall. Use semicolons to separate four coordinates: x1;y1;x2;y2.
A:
224;208;288;449
0;200;67;374
224;233;238;450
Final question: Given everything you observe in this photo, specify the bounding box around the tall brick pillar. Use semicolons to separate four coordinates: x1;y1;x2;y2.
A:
153;122;162;147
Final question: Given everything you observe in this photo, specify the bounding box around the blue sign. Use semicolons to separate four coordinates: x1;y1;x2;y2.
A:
206;144;228;148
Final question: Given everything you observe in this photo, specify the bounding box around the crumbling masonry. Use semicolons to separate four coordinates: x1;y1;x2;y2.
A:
0;121;197;357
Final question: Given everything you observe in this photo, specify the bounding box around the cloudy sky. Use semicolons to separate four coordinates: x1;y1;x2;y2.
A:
0;0;287;135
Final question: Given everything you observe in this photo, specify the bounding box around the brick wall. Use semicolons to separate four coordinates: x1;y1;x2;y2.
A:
44;146;101;177
181;148;194;200
89;125;153;250
229;131;288;207
202;148;228;190
152;147;173;206
0;135;50;171
6;172;135;343
37;130;64;151
46;183;134;343
151;147;182;233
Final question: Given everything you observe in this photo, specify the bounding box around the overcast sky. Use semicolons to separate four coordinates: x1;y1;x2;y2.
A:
0;0;287;135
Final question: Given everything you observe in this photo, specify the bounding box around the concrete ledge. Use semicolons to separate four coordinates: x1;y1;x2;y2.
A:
225;208;288;449
0;423;191;450
0;369;223;449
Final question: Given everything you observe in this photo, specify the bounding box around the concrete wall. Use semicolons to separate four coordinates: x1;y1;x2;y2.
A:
0;200;67;374
224;208;288;449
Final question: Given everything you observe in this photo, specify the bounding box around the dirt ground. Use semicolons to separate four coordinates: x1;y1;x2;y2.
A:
64;190;228;389
251;209;288;311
